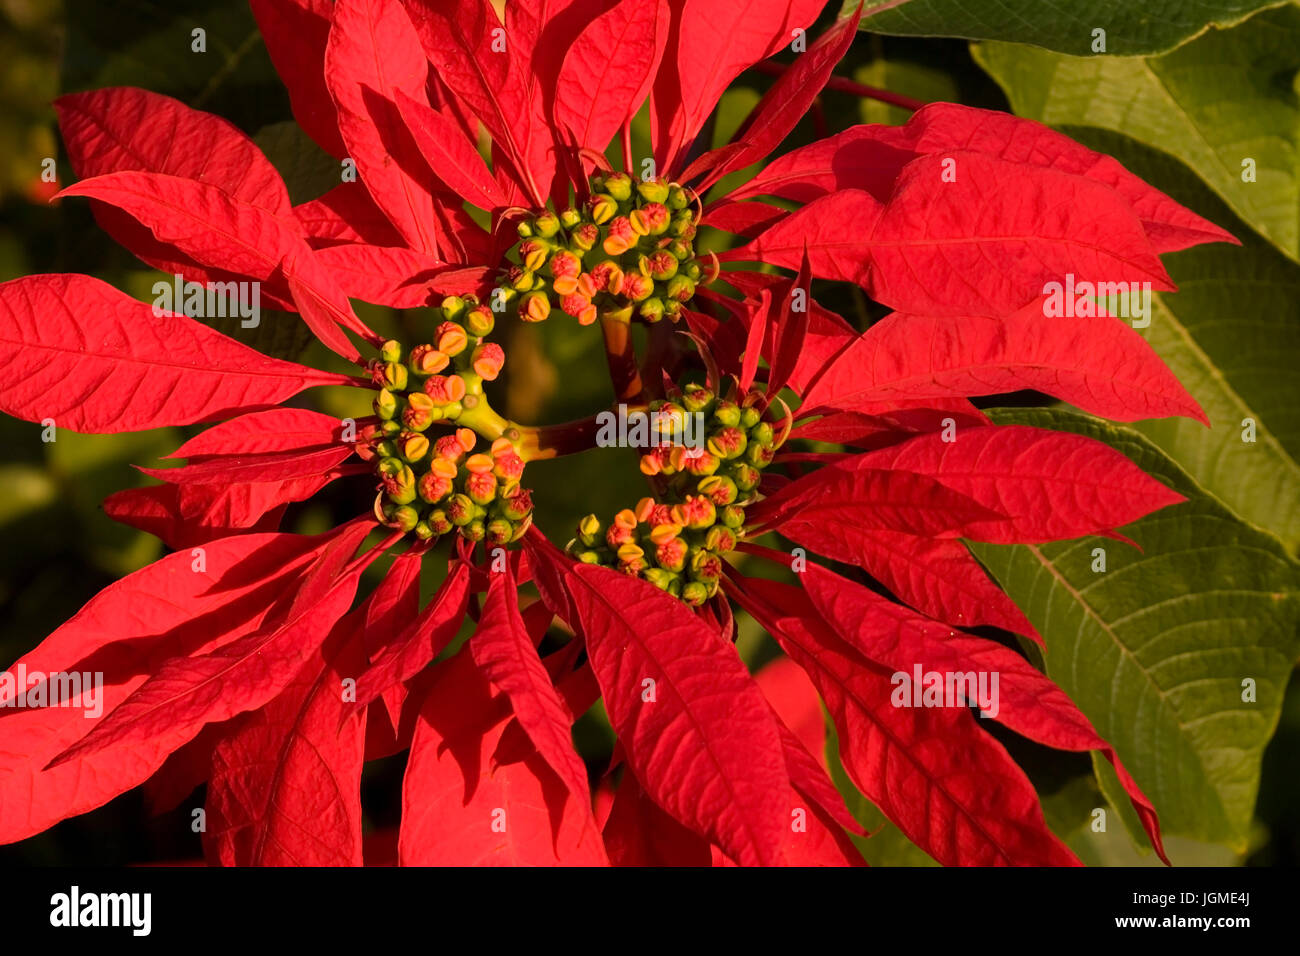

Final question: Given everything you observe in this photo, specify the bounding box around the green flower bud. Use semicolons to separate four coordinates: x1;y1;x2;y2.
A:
720;504;746;529
427;510;453;536
533;212;560;238
578;513;602;547
446;493;476;527
750;421;774;447
681;383;715;416
463;518;486;542
374;388;400;421
384;503;420;533
665;274;696;302
604;172;633;202
589;193;618;224
696;474;738;506
712;400;741;428
667;184;690;211
485;518;514;546
413;520;436;541
745;442;775;468
516;221;534;239
559;207;582;229
440;296;467;321
682;260;702;281
384;361;409;391
741;407;763;430
637;178;669;204
380;339;403;363
681;581;709;606
727;461;761;491
575;549;602;565
704;525;737;554
465;305;495;337
644;567;682;595
638;297;666;323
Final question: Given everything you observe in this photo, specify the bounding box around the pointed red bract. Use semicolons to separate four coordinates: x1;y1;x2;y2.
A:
45;521;381;768
0;274;346;433
730;577;1079;866
724;153;1175;317
325;0;445;256
204;615;369;866
399;649;608;865
0;531;335;844
553;0;670;158
351;561;471;713
800;563;1167;863
251;0;348;158
747;464;1007;539
470;564;594;818
849;425;1187;543
696;8;862;191
802;302;1207;424
528;546;793;867
652;0;827;174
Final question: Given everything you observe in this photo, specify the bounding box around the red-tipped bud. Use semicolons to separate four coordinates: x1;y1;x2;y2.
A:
633;202;669;235
560;292;597;326
571;222;599;252
519;237;552;272
408;344;449;376
621;272;653;302
424;374;467;404
697;474;739;506
654;534;688;574
671;495;716;531
670;444;720;476
602;216;636;255
436;322;469;357
418;458;458;503
446;493;476;526
707;426;748;460
465;469;498;505
497;485;533;521
641;250;678;281
401;391;434;430
471;343;505;381
589;260;625;295
519;291;551;323
665;274;696;302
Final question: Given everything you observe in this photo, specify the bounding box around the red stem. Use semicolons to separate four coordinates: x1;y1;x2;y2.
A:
752;60;925;112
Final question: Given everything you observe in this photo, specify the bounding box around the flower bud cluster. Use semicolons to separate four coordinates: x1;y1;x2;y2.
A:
567;385;781;605
360;300;532;544
506;173;703;327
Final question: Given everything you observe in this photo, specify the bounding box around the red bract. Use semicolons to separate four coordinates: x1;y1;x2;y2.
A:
0;0;1231;865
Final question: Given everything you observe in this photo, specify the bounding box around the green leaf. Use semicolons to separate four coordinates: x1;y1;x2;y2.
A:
1057;127;1300;549
849;0;1286;56
970;408;1300;851
973;5;1300;261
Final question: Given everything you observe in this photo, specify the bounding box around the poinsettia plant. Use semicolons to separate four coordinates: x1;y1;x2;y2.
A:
0;0;1244;866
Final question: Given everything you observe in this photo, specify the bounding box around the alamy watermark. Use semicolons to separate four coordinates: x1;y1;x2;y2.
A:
1041;273;1150;328
152;273;261;327
890;664;1000;719
594;403;705;450
0;665;103;718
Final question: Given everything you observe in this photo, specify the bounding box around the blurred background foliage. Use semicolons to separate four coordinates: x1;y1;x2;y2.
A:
0;0;1296;866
